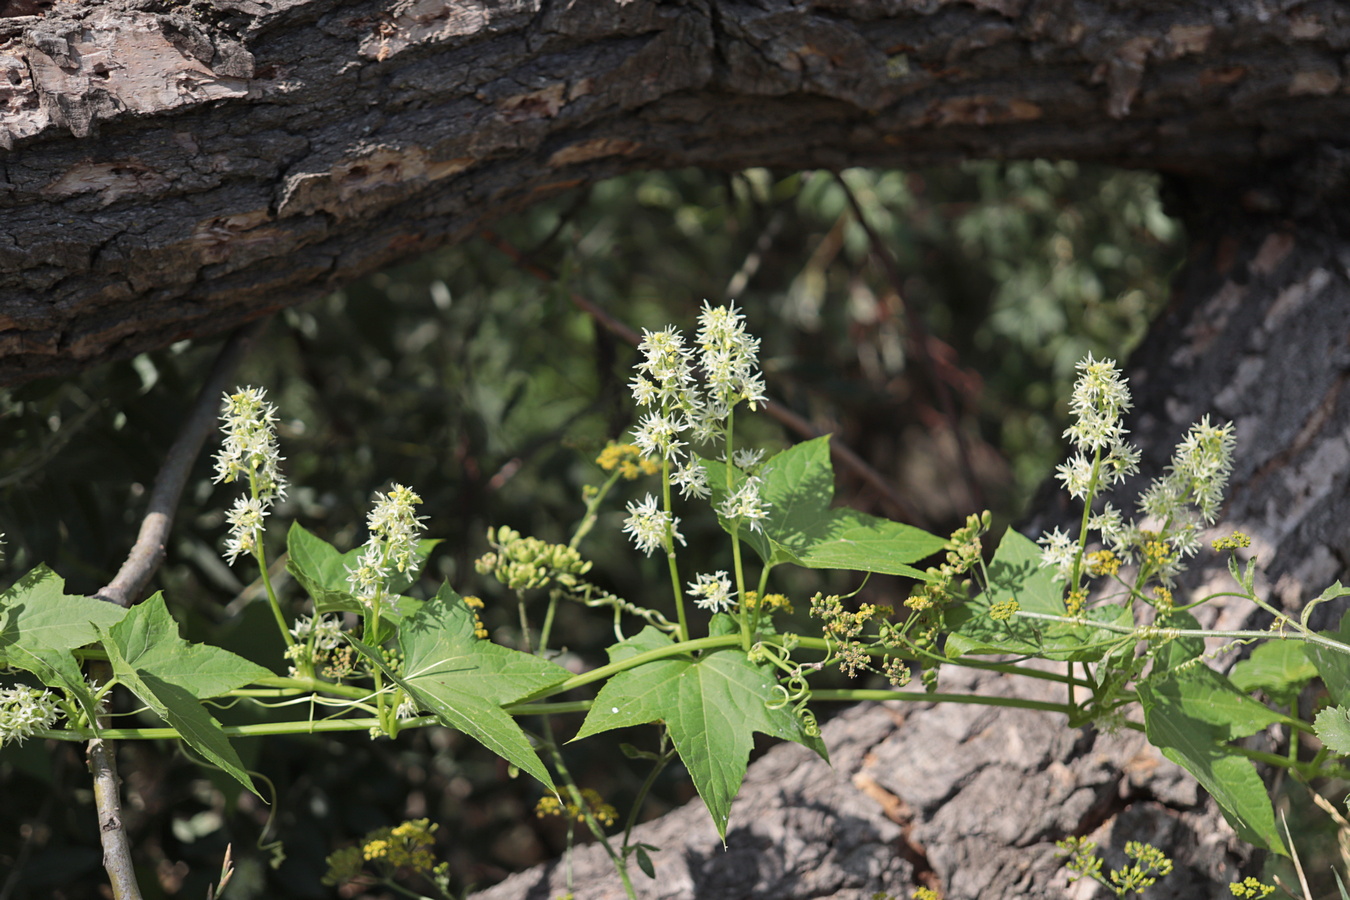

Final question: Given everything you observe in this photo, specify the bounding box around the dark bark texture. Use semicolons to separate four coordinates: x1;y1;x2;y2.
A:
7;0;1350;897
3;0;1350;382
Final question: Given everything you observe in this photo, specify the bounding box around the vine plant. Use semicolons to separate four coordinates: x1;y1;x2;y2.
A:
4;304;1350;897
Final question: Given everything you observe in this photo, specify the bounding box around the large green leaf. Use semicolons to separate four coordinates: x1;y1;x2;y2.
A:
944;530;1130;661
1138;667;1285;853
99;615;256;795
0;566;125;724
1309;610;1350;707
572;627;826;840
0;566;125;664
702;437;945;578
1229;640;1317;704
108;593;272;696
353;585;570;789
286;521;431;620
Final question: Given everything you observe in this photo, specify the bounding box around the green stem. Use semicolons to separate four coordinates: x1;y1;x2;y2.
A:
539;593;560;653
661;458;690;642
731;528;750;651
541;717;637;900
723;407;752;652
570;470;623;551
40;715;438;741
622;743;674;851
1013;609;1350;658
248;470;295;653
1067;448;1103;592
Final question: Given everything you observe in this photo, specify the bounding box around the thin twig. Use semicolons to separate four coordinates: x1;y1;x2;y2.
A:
86;319;268;900
96;319;269;608
834;172;986;513
478;229;927;527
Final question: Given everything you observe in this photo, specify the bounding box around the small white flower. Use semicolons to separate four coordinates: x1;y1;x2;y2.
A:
718;476;771;533
1170;415;1235;523
623;494;684;556
696;302;764;419
1037;527;1077;578
290;613;344;651
215;386;288;564
223;496;268;563
1087;502;1127;547
365;484;428;574
632;411;687;463
395;694;420;721
732;448;765;470
346;545;391;602
671;458;711;499
345;485;425;603
1054;453;1094;499
687;571;736;612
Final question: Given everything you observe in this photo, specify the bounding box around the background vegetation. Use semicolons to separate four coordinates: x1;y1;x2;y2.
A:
0;162;1180;898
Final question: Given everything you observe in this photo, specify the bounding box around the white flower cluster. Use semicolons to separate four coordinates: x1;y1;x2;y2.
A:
624;303;772;555
687;570;735;612
289;613;344;651
215;387;288;564
1039;356;1236;585
1054;354;1140;499
0;684;61;747
347;484;428;603
622;494;685;557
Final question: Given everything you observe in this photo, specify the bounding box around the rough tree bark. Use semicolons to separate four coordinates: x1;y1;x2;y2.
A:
2;0;1350;383
6;1;1350;897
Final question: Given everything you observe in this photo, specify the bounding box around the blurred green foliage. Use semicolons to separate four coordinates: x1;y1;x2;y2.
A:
0;162;1180;898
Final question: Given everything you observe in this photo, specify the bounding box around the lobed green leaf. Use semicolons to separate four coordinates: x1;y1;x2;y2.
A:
572;627;826;840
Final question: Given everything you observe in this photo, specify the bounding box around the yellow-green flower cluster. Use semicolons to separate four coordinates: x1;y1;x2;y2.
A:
463;595;490;639
595;442;661;481
535;788;618;828
1229;877;1274;898
744;591;793;615
988;599;1020;622
1213;531;1252;551
909;511;987;611
1085;549;1121;578
810;594;890;641
322;818;449;889
474;526;592;592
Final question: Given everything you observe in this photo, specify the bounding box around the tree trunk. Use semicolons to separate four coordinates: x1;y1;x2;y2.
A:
2;0;1349;383
472;179;1350;898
